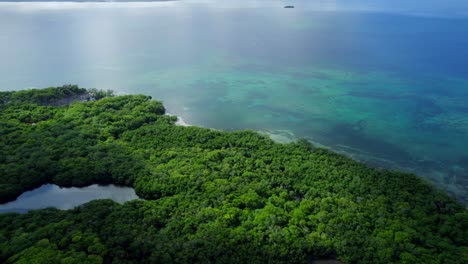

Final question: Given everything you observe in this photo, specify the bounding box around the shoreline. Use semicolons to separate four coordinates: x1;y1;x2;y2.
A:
166;113;191;127
169;112;467;205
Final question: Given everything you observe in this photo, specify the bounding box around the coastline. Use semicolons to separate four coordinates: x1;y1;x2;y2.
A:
166;111;467;205
1;87;466;263
166;113;191;127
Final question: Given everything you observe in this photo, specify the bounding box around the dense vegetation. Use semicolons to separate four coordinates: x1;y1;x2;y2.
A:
0;86;466;263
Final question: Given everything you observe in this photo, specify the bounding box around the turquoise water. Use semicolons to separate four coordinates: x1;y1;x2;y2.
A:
0;1;467;202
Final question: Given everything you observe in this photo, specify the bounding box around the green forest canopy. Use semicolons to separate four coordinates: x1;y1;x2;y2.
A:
0;86;466;263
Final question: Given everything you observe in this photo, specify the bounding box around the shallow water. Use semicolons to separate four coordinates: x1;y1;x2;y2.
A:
0;0;467;202
0;184;139;213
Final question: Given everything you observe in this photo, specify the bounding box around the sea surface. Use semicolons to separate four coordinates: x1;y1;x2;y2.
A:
0;0;467;202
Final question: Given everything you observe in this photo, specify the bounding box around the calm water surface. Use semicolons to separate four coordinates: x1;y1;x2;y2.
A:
0;0;467;202
0;184;139;213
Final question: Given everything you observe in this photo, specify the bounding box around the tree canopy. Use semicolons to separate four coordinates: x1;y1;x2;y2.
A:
0;86;466;263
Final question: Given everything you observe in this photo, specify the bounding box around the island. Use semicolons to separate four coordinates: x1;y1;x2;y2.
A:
0;86;466;263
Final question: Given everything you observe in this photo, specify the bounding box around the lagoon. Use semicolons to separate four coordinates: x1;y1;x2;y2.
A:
0;0;467;202
0;184;139;213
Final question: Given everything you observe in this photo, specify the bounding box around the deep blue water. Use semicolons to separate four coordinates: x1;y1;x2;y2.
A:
0;0;467;202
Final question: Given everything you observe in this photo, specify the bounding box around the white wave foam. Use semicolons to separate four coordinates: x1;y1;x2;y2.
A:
166;113;191;127
175;116;190;127
258;129;295;144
